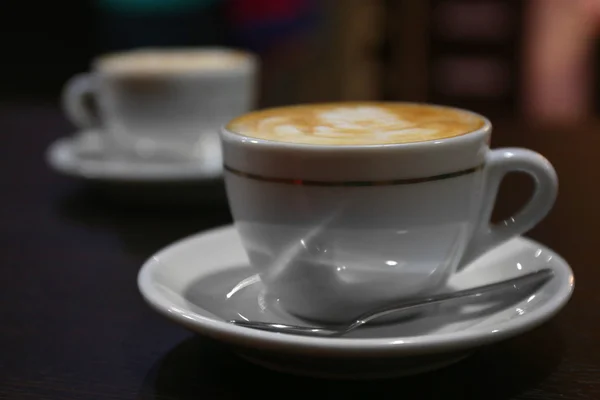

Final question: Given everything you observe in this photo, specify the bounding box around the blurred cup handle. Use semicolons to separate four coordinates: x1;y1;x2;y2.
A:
62;73;100;130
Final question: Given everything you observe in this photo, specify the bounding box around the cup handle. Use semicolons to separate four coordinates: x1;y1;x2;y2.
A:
61;73;99;130
460;148;558;267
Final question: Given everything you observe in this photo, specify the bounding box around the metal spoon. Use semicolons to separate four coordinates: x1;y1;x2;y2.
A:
229;268;554;337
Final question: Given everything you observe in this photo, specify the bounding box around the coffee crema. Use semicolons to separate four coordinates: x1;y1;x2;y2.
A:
227;102;485;145
97;48;250;74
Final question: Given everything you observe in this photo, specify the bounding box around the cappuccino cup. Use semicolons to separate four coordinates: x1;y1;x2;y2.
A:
62;47;258;162
221;102;558;323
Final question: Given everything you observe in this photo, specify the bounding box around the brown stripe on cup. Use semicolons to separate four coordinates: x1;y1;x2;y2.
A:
224;164;483;187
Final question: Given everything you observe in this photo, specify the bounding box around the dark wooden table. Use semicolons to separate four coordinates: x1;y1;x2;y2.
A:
1;103;598;399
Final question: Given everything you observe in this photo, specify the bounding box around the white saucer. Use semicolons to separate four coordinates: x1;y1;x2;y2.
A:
46;130;222;183
138;225;574;379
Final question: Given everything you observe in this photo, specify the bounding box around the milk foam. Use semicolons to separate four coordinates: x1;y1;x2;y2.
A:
98;49;249;74
227;103;485;145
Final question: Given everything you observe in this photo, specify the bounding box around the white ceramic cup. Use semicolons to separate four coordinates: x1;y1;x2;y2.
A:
62;47;258;162
221;103;558;323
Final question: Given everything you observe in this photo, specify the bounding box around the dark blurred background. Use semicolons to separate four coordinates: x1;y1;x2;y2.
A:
1;0;599;124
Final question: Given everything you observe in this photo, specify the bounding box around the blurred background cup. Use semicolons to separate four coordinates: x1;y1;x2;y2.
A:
61;47;258;163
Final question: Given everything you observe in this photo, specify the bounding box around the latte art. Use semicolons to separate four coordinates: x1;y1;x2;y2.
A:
227;103;485;145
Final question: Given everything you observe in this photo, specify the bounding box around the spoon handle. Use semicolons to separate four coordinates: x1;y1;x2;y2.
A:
230;268;554;337
348;268;554;329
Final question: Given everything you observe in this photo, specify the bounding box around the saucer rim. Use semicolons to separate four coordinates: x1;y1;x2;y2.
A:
46;134;223;182
137;225;574;357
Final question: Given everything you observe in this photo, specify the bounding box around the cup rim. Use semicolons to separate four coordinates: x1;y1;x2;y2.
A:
221;101;492;151
92;46;258;76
